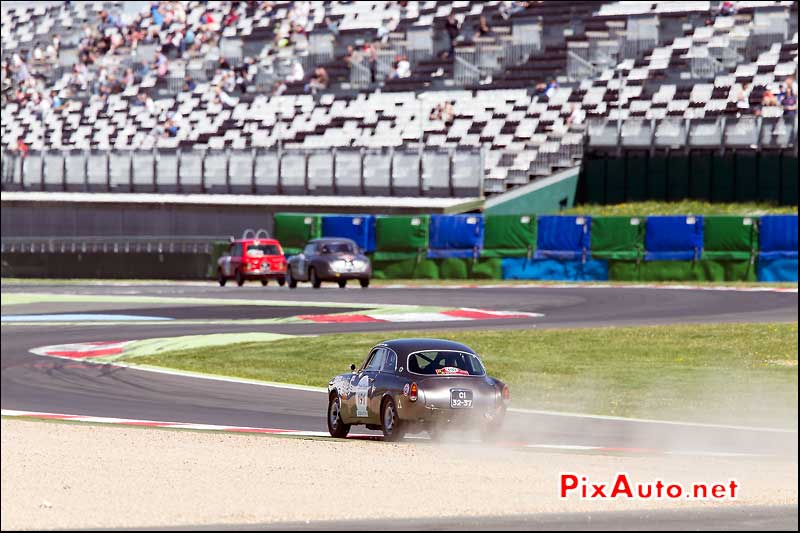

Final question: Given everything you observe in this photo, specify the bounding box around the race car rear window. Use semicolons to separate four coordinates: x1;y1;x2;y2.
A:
246;244;280;256
407;351;485;376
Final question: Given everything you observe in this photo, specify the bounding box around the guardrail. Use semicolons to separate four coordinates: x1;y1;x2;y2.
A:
0;236;230;255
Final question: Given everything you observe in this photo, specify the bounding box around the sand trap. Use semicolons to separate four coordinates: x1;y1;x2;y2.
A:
1;419;796;529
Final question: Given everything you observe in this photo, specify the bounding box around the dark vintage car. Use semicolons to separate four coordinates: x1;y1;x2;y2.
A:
286;237;371;289
327;338;509;441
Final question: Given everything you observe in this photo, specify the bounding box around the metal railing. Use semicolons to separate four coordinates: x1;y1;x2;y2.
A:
0;235;228;255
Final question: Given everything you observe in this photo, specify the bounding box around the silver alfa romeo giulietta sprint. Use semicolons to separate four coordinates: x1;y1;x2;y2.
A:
327;338;510;442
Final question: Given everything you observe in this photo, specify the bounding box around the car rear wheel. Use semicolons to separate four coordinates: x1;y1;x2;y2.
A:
338;279;347;288
235;269;245;286
427;424;447;442
381;398;405;442
359;278;370;288
310;267;321;289
261;279;268;286
278;277;286;287
480;416;505;444
327;394;350;438
287;268;297;289
217;269;226;287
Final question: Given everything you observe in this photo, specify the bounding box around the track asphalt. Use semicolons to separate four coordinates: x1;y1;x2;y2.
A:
2;282;797;530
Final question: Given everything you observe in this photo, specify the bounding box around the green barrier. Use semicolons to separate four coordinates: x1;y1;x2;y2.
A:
735;152;758;202
482;214;537;258
647;154;668;201
690;151;712;200
585;157;606;204
608;259;755;282
373;215;430;261
667;155;690;200
781;154;798;205
711;154;735;203
438;258;470;279
470;258;503;279
758;153;781;203
626;153;647;201
590;216;644;261
371;257;439;279
608;260;641;281
703;216;758;261
274;214;322;255
606;158;626;204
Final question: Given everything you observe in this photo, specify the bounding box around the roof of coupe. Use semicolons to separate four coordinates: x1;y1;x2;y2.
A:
377;338;477;358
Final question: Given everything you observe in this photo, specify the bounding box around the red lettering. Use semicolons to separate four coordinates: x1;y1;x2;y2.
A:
591;484;607;498
655;480;665;497
560;474;578;498
610;474;633;498
729;480;738;499
666;484;682;498
694;484;708;498
638;483;653;498
711;484;725;498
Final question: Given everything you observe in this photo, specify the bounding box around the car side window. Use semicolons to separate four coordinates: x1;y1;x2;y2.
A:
303;244;316;256
381;350;397;373
364;348;386;372
232;244;243;256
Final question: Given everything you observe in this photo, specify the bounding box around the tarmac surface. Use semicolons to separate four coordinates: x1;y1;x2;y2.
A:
2;282;797;530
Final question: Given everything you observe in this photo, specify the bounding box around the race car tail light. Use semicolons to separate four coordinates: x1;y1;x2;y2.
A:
501;384;510;402
409;382;418;402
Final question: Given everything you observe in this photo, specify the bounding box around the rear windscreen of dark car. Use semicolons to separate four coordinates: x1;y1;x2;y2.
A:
407;350;486;376
246;244;281;256
321;242;354;254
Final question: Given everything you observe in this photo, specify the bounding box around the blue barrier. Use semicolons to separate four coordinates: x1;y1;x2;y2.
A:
757;257;799;282
534;216;591;260
759;215;798;259
321;215;376;252
644;215;703;261
501;257;608;281
427;214;484;259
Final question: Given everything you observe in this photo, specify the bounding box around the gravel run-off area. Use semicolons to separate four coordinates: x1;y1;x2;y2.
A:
2;419;797;530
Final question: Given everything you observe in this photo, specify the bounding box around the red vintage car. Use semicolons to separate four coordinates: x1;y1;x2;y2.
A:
217;230;286;287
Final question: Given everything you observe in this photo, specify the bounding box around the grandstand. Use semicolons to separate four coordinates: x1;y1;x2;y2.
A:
2;0;796;202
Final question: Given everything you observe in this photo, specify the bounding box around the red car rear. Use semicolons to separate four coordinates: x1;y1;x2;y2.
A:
217;238;287;287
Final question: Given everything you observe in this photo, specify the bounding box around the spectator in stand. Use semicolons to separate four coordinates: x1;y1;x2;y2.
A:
272;79;287;95
223;6;240;27
719;1;737;16
286;60;305;82
733;81;750;113
163;117;179;137
443;100;455;125
533;82;548;101
214;86;237;109
762;88;779;108
429;103;442;120
566;103;585;127
51;90;66;113
499;1;529;20
154;49;168;78
782;87;797;118
325;17;340;36
545;78;559;98
445;13;460;59
183;73;197;92
389;55;411;79
475;15;492;37
305;66;329;94
15;136;29;158
362;42;378;83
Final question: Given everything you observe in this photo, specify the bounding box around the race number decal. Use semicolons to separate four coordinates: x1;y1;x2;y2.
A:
355;375;370;417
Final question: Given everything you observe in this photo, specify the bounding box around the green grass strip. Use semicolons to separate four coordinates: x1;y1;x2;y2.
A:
120;323;798;428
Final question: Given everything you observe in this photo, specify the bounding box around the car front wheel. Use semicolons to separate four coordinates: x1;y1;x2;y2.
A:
287;268;297;289
381;398;405;442
261;279;268;286
327;394;350;438
217;269;226;287
359;278;370;288
310;267;321;289
278;277;286;287
338;279;347;288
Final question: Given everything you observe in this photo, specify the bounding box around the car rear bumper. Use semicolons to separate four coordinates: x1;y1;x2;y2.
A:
398;399;505;426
